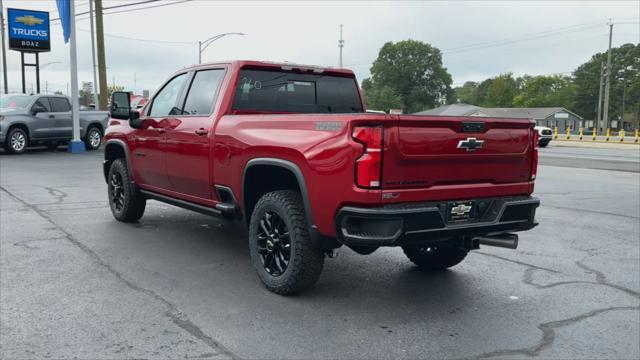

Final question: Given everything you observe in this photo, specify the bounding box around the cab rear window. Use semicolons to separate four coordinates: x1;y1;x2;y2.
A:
232;69;363;113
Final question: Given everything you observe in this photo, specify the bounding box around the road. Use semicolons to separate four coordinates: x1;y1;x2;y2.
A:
1;147;639;359
539;145;640;172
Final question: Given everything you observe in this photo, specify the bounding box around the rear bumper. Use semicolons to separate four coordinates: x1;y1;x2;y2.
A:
336;196;539;247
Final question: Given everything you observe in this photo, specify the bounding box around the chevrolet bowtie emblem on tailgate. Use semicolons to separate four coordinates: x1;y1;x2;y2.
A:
457;137;484;152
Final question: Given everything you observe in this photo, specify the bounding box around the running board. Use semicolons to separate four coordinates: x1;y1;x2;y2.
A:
140;190;224;218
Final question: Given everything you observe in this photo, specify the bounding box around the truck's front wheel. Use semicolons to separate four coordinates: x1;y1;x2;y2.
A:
402;244;468;271
107;159;146;222
248;190;324;295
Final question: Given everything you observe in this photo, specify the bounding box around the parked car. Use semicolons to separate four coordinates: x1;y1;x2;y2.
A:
104;60;539;295
0;94;110;154
535;126;553;147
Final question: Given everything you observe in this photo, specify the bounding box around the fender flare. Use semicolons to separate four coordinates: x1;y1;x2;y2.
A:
242;158;315;231
103;139;135;185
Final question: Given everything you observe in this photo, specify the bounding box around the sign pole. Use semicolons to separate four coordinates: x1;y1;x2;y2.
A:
67;0;84;153
35;52;40;93
0;0;8;94
20;52;25;93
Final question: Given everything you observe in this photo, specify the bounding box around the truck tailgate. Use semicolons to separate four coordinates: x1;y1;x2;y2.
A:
382;115;535;189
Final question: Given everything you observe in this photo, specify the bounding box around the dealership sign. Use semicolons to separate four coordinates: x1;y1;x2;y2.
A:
7;8;51;52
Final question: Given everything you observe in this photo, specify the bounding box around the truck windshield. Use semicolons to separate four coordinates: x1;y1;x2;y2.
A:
232;69;363;114
0;95;32;109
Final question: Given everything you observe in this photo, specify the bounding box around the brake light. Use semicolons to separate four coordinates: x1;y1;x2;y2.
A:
352;126;382;188
531;129;539;180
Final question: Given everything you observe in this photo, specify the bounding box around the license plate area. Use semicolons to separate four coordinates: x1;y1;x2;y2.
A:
447;201;476;223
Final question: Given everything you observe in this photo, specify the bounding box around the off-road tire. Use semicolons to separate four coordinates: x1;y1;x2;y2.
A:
5;127;28;154
84;126;103;150
402;244;468;271
107;158;146;222
248;190;324;295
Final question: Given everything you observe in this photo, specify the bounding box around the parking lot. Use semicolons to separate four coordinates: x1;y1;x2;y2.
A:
1;145;639;359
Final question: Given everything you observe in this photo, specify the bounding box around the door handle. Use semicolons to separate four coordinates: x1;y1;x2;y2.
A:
195;128;208;136
154;128;166;134
49;115;55;119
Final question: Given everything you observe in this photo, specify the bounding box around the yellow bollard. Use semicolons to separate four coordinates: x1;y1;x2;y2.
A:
635;129;639;143
619;129;625;142
579;127;584;140
592;128;597;141
605;128;611;142
565;127;571;140
553;127;558;139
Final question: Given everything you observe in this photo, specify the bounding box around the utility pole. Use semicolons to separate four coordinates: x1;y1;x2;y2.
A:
95;0;108;110
338;24;344;68
89;0;100;108
596;62;605;131
621;78;627;128
602;21;613;131
134;72;137;94
0;0;8;94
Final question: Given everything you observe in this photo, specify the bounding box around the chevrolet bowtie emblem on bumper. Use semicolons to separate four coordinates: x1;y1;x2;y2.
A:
457;137;484;152
451;203;472;216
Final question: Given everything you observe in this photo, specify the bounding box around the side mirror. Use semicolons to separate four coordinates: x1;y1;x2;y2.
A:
32;104;47;115
110;91;132;120
129;110;142;129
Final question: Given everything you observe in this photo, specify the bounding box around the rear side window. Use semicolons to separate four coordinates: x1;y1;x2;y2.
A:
49;97;71;112
182;69;225;115
34;98;51;112
232;69;363;113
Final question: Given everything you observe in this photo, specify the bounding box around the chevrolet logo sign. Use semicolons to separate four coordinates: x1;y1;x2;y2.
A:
457;137;484;152
15;15;44;26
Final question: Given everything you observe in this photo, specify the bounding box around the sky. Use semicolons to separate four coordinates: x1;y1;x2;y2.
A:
1;0;639;96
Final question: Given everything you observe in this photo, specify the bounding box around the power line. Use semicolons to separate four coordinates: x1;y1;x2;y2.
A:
443;24;604;54
442;20;606;52
344;19;634;68
76;28;194;45
51;0;160;21
51;0;192;22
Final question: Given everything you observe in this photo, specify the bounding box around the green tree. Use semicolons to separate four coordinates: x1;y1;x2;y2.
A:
361;80;403;112
573;43;639;121
363;40;453;113
483;73;519;107
452;81;478;104
513;75;577;109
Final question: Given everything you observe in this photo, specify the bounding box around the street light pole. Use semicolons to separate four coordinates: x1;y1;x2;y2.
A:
198;32;244;64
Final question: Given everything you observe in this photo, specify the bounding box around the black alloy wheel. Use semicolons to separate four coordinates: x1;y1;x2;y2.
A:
109;171;125;212
257;211;292;276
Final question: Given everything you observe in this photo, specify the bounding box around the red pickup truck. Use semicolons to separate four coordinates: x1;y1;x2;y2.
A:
104;60;539;295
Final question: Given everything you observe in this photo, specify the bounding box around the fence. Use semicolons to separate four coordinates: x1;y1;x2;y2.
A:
553;127;640;144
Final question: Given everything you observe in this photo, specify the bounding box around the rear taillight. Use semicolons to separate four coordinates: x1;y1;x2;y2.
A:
352;126;383;188
531;129;539;180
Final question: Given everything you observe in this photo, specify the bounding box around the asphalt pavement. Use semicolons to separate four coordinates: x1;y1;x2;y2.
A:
1;146;639;359
539;144;640;172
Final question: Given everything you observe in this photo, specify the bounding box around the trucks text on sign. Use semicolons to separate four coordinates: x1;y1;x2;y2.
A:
7;8;51;52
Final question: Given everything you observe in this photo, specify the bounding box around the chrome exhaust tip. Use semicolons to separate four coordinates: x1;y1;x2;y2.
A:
475;233;519;249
